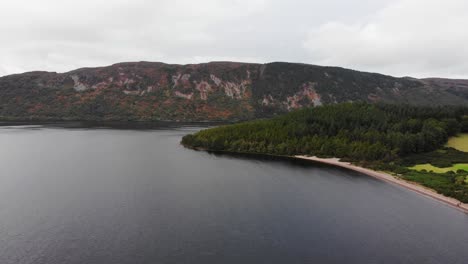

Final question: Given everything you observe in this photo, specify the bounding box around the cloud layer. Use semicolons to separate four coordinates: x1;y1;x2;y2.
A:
0;0;466;78
304;0;468;78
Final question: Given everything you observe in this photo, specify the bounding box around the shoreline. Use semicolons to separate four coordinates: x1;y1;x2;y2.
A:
295;155;468;214
183;144;468;214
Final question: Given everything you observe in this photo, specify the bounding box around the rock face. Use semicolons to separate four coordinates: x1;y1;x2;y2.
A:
0;61;467;121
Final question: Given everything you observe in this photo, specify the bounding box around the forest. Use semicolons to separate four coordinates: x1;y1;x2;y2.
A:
182;103;468;161
182;103;468;202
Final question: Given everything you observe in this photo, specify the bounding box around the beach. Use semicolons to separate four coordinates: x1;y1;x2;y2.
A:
295;155;468;214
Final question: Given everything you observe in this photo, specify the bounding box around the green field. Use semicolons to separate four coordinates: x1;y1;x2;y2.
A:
447;134;468;152
409;163;468;173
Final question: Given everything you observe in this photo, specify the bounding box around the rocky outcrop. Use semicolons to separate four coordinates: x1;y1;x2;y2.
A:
0;61;466;121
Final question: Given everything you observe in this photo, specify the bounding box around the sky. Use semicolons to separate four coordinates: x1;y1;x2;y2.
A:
0;0;467;78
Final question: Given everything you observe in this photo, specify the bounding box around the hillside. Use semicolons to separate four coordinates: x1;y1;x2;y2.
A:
0;61;467;121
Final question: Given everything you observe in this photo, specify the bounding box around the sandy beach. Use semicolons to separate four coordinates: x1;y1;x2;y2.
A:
295;155;468;214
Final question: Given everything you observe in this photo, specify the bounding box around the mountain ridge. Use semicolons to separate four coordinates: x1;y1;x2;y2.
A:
0;61;467;121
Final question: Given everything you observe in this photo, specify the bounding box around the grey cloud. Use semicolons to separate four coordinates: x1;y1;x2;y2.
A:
303;0;468;78
0;0;465;78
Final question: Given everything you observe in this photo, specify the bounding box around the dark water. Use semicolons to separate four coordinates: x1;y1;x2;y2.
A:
0;124;467;264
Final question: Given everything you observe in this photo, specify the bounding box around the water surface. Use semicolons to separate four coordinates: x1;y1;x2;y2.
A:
0;123;467;264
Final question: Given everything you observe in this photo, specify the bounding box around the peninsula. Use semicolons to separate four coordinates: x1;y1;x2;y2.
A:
182;103;468;211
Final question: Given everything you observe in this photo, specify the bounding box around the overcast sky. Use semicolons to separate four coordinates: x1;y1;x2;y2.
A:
0;0;467;78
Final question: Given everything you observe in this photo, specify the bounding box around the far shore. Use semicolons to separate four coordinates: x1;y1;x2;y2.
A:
295;155;468;214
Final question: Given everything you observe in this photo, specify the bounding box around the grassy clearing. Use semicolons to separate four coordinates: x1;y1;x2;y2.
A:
409;163;468;173
409;164;453;173
403;170;468;202
456;164;468;171
447;133;468;152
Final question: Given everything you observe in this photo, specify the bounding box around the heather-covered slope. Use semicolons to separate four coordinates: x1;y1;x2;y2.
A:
0;61;466;121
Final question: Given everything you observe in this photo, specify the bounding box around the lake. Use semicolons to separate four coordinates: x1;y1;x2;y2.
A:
0;123;467;264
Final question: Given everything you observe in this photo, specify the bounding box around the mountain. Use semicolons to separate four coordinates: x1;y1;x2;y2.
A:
0;61;467;121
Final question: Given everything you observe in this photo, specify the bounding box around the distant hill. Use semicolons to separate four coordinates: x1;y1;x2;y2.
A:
0;61;466;121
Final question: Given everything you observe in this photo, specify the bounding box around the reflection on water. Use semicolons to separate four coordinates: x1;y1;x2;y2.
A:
0;120;226;130
0;123;467;264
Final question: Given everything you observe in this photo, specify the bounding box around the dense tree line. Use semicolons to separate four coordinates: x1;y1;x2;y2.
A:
182;103;468;161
